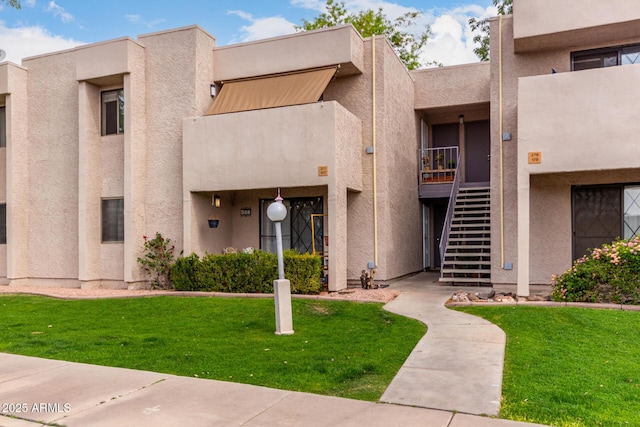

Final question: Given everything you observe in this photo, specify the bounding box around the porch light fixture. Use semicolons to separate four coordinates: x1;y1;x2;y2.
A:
267;189;294;335
213;195;221;208
459;115;464;124
210;84;217;97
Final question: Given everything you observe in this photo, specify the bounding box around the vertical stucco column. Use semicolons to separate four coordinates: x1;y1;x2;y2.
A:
78;81;101;283
517;168;531;297
5;66;30;282
327;184;346;291
123;68;147;285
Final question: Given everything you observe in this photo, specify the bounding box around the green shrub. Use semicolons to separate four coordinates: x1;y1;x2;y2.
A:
551;237;640;304
284;249;323;294
171;253;200;291
170;249;322;294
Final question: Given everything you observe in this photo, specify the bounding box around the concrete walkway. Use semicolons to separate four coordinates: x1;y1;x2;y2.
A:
382;272;505;416
0;273;549;427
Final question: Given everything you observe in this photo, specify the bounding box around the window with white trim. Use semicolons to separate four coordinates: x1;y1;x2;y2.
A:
101;89;124;135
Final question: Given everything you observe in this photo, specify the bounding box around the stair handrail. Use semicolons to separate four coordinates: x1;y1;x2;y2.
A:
439;150;462;279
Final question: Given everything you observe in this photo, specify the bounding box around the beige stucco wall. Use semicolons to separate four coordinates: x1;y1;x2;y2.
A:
213;25;364;81
514;0;640;52
519;65;640;174
23;50;80;283
493;14;640;293
413;62;490;110
183;102;361;192
377;37;422;280
2;63;29;283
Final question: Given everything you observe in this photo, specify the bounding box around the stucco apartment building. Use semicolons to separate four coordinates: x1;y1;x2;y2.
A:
0;0;638;296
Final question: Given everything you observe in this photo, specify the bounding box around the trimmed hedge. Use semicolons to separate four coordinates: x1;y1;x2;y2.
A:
551;237;640;304
170;249;323;294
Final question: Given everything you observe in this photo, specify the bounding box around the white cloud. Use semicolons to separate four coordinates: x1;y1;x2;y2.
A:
45;1;74;23
24;0;36;7
125;14;166;28
0;21;83;64
421;5;497;67
227;10;297;42
290;0;499;67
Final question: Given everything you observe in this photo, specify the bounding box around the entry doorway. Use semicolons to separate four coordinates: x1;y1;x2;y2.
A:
465;120;490;183
260;197;324;254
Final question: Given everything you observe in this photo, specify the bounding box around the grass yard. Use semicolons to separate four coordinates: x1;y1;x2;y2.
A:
455;305;640;427
0;295;425;401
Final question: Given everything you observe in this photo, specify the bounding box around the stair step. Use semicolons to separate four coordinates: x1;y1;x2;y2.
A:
439;277;492;284
442;268;490;274
443;259;491;264
449;229;491;234
446;245;490;250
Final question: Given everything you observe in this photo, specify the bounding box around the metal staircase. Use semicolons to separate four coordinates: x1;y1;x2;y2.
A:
440;186;491;284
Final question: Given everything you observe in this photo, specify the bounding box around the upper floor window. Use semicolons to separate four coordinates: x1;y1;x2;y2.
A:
0;107;5;147
101;89;124;135
572;44;640;71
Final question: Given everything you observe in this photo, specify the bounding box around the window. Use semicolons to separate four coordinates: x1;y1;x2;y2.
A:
572;43;640;71
572;184;640;259
0;203;5;244
101;198;124;242
0;107;5;148
101;89;124;135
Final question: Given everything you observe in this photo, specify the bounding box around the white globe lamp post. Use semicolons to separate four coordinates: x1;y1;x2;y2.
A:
267;191;294;335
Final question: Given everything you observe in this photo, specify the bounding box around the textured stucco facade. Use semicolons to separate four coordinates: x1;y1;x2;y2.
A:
1;2;638;294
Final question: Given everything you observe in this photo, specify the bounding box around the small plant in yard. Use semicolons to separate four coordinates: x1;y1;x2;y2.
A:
551;236;640;304
137;232;177;289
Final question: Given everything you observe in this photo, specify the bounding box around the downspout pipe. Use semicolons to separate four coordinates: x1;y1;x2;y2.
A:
372;36;379;268
499;16;505;269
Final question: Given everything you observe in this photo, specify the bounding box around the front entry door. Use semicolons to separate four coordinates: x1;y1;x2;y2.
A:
465;120;490;183
261;197;323;254
290;197;323;253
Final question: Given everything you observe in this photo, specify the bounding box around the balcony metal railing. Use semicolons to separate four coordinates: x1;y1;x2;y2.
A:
418;147;459;184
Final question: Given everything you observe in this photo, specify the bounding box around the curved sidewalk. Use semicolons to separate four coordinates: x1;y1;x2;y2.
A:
382;272;506;416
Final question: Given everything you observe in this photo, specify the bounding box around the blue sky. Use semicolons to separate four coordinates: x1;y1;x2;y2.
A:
0;0;498;67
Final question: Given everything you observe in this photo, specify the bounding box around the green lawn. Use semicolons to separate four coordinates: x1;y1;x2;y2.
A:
455;305;640;427
0;295;425;401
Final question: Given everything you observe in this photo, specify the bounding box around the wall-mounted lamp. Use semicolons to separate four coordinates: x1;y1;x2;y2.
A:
210;84;217;97
459;115;464;124
213;195;221;208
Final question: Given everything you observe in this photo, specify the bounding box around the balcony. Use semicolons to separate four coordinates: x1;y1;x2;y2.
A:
514;0;640;52
183;101;362;193
418;146;458;198
213;25;364;81
518;64;640;175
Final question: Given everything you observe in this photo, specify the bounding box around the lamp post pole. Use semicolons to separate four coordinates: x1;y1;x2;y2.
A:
266;190;294;335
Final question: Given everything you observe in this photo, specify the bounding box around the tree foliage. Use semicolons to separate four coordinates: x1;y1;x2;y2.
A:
296;0;431;70
1;0;21;9
468;0;513;61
